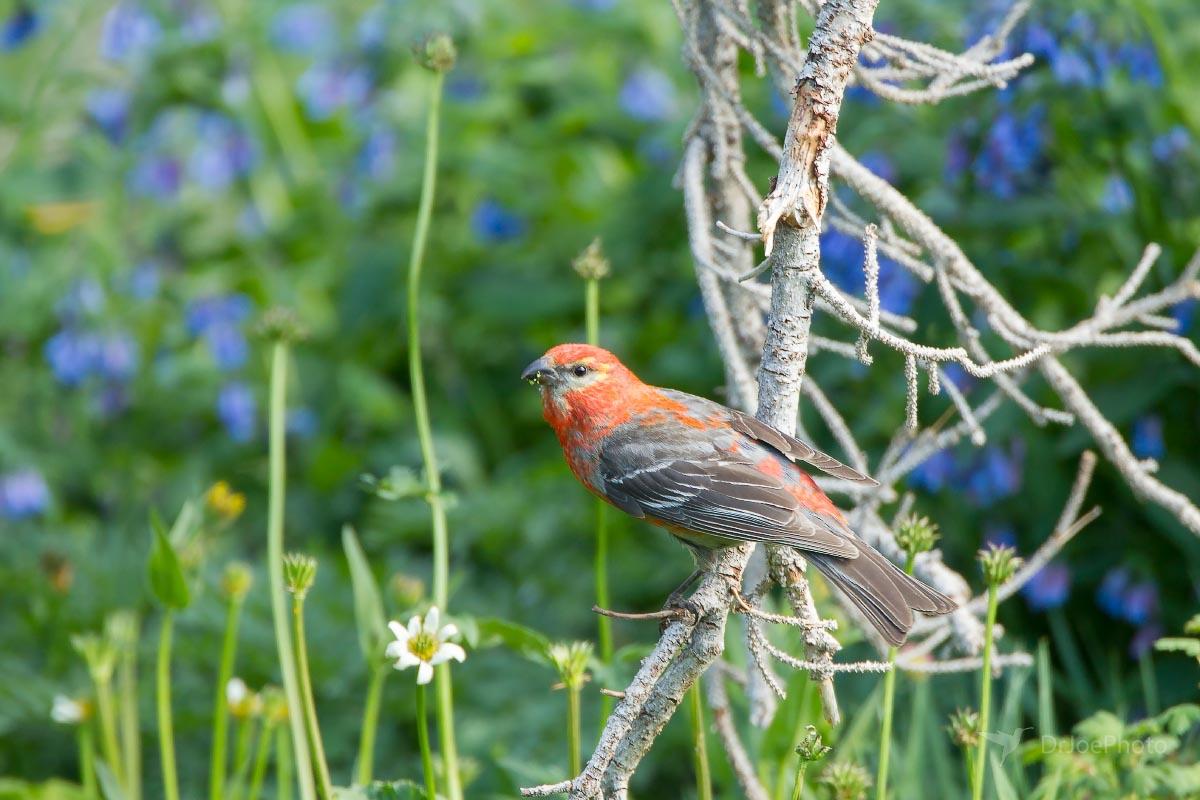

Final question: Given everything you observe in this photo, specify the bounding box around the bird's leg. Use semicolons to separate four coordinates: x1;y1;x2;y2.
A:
664;568;703;609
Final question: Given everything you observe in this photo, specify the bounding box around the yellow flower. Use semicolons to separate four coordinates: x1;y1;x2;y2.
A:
26;201;96;235
205;481;246;521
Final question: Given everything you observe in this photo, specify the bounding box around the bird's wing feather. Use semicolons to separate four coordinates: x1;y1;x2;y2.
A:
659;389;878;485
600;440;859;557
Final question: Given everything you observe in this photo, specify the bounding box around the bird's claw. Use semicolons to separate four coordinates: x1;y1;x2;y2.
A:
660;598;703;632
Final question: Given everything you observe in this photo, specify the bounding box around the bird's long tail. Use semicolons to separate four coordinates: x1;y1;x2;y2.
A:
808;545;957;646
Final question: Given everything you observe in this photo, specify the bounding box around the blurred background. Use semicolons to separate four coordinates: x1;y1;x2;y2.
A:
1;0;1198;796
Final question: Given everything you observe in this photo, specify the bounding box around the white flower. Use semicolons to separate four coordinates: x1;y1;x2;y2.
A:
51;694;89;725
385;606;466;685
226;676;262;718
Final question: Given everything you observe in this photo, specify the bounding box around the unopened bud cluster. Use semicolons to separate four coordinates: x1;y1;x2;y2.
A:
572;238;611;281
977;543;1021;586
283;553;318;599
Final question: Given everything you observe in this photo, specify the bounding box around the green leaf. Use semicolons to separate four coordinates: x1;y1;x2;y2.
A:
331;779;424;799
342;525;389;665
990;753;1019;800
147;510;190;610
1072;711;1124;749
474;617;551;664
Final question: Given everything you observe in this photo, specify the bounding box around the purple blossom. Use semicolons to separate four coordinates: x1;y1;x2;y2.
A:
941;363;975;394
983;524;1018;550
218;382;256;442
964;106;1047;199
471;199;526;244
1121;581;1158;625
1096;567;1130;617
1131;415;1165;460
1021;562;1071;611
1049;48;1097;87
203;324;248;371
1151;125;1191;163
858;151;897;185
1172;299;1196;334
619;67;677;123
446;75;485;102
357;3;387;51
1129;623;1163;660
296;62;371;121
128;155;182;200
0;469;50;519
1117;42;1162;87
97;332;139;381
86;88;131;144
908;449;957;493
126;261;161;300
269;3;336;55
1101;174;1133;215
357;127;396;181
1;6;40;51
188;114;256;191
965;441;1024;506
100;2;161;63
57;279;106;321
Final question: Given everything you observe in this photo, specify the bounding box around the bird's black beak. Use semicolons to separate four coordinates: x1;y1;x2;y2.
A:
521;356;553;386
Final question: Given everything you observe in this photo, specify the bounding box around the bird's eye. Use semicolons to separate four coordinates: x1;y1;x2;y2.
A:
572;364;588;377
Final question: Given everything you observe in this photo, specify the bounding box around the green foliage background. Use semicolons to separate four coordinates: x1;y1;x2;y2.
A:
1;0;1199;797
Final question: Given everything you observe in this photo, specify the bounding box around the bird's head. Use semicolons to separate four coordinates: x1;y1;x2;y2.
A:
521;343;642;425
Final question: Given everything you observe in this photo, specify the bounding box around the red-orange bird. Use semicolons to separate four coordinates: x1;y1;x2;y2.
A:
522;343;955;645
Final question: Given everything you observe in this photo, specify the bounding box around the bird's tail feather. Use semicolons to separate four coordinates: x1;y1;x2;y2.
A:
809;546;957;646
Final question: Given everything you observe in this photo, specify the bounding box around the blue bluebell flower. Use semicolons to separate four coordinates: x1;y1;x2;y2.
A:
97;332;139;381
1121;580;1158;625
287;407;319;438
1151;125;1190;163
971;106;1047;199
1117;42;1162;87
1049;48;1097;87
181;7;220;42
126;261;161;300
1101;173;1133;215
44;329;100;386
57;279;106;321
297;61;371;121
128;155;182;200
186;294;253;336
1;6;40;51
203;324;248;371
878;261;918;315
218;382;256;442
270;3;336;56
471;199;526;244
357;3;387;51
858;151;897;185
983;524;1017;550
1171;299;1195;334
0;468;50;519
101;2;161;63
619;67;677;123
86;88;131;144
908;449;957;492
1129;622;1162;660
446;74;485;102
188;114;256;191
637;136;675;168
1096;566;1130;617
1131;415;1165;460
965;441;1023;505
941;363;975;394
357;126;396;182
1021;562;1070;611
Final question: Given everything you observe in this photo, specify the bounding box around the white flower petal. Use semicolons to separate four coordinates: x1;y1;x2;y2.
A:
416;661;434;685
407;615;422;638
226;677;248;705
423;607;440;634
395;651;422;669
51;695;83;724
430;642;466;665
388;620;409;643
437;623;459;641
385;641;405;659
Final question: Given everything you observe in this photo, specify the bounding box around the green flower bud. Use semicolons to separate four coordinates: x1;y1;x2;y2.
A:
978;543;1021;586
256;307;308;343
221;561;254;602
572;238;611;281
895;514;939;558
283;553;317;599
71;633;118;684
390;572;426;610
795;724;831;763
417;33;457;72
947;707;980;749
104;610;139;654
819;761;872;800
548;641;593;691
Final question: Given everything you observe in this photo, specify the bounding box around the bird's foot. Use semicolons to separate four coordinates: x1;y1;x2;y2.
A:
659;597;704;632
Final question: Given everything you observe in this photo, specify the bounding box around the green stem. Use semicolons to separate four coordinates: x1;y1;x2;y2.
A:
276;726;293;800
211;597;245;800
973;583;999;800
790;763;808;800
567;687;582;779
407;68;462;800
688;683;712;800
876;553;915;800
156;612;180;800
80;723;99;800
356;667;387;786
1139;651;1160;716
118;617;141;800
417;683;438;800
94;675;123;789
585;276;613;722
267;341;317;800
230;719;261;800
248;723;277;800
292;597;333;799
